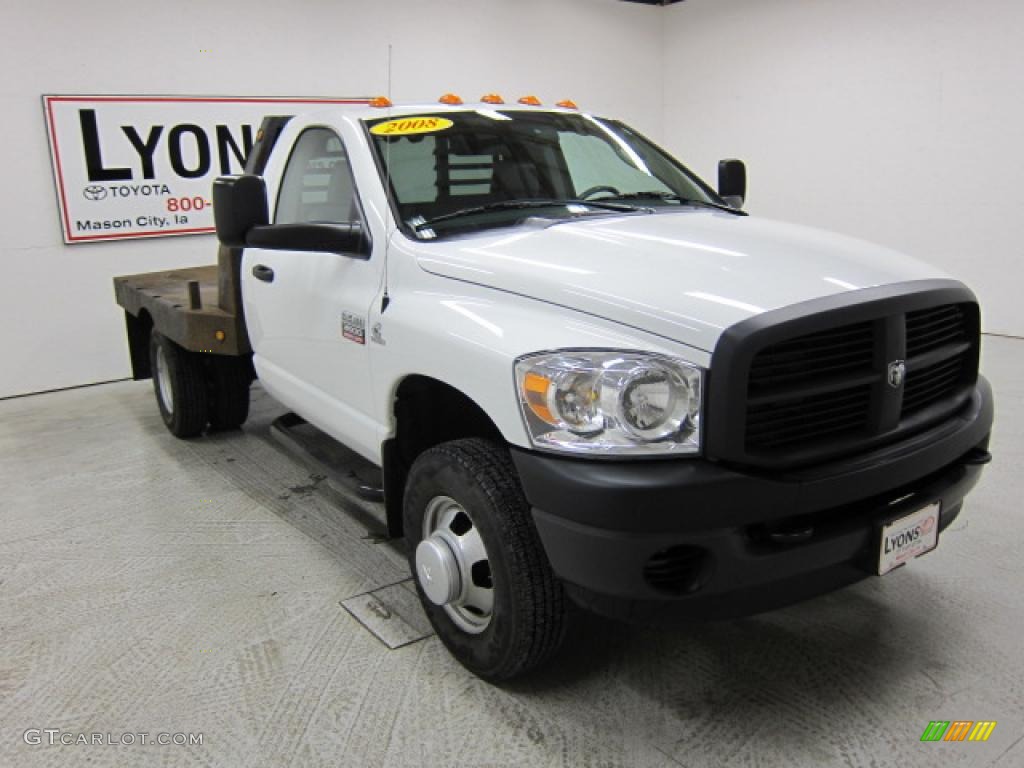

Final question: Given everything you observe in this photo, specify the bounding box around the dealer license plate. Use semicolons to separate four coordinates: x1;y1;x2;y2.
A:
877;501;941;576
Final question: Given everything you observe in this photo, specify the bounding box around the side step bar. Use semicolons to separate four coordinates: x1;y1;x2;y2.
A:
269;413;390;538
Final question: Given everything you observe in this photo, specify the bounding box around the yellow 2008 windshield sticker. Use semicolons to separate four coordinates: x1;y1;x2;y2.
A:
370;116;453;136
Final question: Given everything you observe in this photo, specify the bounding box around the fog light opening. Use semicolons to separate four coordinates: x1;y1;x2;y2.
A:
643;545;712;595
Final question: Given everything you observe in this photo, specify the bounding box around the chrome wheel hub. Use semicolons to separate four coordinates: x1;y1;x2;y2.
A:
155;345;173;414
415;535;461;606
416;495;494;634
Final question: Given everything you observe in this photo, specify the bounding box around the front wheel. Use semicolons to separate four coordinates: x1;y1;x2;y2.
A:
404;438;568;681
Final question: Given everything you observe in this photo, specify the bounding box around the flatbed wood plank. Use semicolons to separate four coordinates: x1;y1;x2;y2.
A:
114;264;250;356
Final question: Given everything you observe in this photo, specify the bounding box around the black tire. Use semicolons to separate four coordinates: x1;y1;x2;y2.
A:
149;330;208;438
404;438;568;681
207;356;252;431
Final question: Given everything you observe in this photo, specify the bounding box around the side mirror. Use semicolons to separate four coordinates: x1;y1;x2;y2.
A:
718;159;746;209
247;222;369;258
214;174;369;257
213;174;268;247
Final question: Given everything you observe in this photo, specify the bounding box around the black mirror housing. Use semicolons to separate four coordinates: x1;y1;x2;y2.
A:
246;222;370;258
213;175;269;247
214;174;369;257
718;159;746;208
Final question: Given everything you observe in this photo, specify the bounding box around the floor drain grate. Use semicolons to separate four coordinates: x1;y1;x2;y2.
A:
340;580;434;649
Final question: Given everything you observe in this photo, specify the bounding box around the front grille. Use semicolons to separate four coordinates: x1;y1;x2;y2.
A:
906;304;969;357
902;354;968;416
734;298;979;466
748;322;874;394
902;304;973;417
746;385;872;450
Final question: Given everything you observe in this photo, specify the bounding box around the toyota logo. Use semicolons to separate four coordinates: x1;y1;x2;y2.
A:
82;185;107;201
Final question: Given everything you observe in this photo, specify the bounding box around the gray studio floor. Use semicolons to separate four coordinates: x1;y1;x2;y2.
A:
2;336;1022;768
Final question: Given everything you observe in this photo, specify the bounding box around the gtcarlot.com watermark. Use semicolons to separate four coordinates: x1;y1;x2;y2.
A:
24;729;203;747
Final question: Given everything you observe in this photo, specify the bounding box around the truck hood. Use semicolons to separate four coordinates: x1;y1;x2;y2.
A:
409;210;948;352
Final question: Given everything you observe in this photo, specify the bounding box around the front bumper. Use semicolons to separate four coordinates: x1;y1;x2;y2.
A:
511;377;994;624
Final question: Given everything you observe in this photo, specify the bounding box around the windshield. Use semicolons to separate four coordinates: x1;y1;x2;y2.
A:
366;110;723;238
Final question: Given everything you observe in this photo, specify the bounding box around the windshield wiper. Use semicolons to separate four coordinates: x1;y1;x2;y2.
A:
413;198;647;231
606;191;745;214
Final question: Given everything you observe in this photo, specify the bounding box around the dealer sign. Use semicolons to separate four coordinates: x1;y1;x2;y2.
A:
43;95;369;244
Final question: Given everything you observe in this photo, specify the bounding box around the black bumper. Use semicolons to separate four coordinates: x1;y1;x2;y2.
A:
511;377;994;624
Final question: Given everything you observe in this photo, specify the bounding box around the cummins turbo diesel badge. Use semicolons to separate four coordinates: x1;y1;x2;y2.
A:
370;116;453;136
341;312;365;344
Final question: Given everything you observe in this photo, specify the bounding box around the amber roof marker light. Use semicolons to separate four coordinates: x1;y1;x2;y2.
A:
556;99;578;109
439;93;464;105
369;96;393;108
518;95;542;106
480;93;505;105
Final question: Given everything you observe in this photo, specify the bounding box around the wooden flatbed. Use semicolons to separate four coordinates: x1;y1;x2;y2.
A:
114;247;249;379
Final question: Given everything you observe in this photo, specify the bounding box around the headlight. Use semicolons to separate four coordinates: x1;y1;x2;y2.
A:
515;351;702;456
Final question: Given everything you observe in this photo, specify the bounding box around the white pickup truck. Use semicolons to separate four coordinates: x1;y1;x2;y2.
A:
115;97;993;681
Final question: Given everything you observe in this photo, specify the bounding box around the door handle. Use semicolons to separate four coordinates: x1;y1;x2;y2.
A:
252;264;275;283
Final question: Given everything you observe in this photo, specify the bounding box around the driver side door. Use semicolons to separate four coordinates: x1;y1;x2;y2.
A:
242;126;384;461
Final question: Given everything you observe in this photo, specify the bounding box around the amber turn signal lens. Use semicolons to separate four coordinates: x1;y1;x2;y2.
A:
523;372;557;425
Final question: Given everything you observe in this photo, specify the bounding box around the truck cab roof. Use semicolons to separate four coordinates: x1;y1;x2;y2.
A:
311;100;585;122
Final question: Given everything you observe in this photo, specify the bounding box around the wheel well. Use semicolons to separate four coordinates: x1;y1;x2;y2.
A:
125;310;154;380
382;375;504;538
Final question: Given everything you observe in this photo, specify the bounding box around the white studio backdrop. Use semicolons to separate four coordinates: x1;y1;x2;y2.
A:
661;0;1024;340
0;0;663;398
1;0;1020;398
